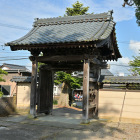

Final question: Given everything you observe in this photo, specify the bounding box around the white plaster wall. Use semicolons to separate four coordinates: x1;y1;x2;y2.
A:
99;90;140;122
17;83;31;109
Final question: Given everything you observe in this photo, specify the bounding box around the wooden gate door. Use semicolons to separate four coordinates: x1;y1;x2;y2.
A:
37;69;54;114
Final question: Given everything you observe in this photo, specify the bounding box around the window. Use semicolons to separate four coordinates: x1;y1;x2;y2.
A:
0;85;11;96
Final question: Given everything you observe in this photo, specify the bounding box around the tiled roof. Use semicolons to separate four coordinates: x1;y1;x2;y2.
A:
100;76;140;84
75;69;113;77
11;76;31;83
6;11;116;46
1;63;27;70
12;76;140;84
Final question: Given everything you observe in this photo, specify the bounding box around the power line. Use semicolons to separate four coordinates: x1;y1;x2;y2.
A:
0;58;28;61
118;41;140;45
109;64;130;67
0;58;138;68
0;23;31;31
0;56;29;58
0;51;30;54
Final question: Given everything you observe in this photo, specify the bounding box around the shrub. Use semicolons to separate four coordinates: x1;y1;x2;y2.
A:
0;90;3;97
53;100;58;105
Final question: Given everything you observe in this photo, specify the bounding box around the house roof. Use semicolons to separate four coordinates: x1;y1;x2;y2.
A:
5;11;121;59
76;69;113;77
11;76;31;83
1;63;27;70
101;69;113;76
100;76;140;84
0;63;30;73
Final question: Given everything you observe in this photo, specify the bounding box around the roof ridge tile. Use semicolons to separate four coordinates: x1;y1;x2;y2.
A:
33;11;112;27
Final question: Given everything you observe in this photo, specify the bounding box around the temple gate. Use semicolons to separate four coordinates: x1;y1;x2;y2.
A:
6;10;121;122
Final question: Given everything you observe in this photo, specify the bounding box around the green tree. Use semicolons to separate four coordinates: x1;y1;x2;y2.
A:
123;0;140;26
65;1;89;16
129;56;140;76
0;68;8;97
54;71;82;90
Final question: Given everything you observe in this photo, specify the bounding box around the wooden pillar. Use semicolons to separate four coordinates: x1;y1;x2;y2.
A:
82;59;90;122
88;66;100;118
30;57;38;117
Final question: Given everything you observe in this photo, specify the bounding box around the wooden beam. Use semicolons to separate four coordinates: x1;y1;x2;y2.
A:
82;59;90;122
30;58;38;117
36;55;84;62
10;41;96;51
35;55;102;63
39;63;83;71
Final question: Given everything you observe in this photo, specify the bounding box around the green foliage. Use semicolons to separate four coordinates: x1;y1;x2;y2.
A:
53;100;58;105
0;89;3;97
0;69;7;97
38;62;45;72
0;68;8;82
54;71;82;90
134;0;140;26
65;1;89;16
123;0;140;26
129;56;140;76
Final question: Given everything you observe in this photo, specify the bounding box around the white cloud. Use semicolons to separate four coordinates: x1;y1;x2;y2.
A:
70;0;135;22
129;40;140;55
108;57;132;76
117;57;131;64
0;0;67;43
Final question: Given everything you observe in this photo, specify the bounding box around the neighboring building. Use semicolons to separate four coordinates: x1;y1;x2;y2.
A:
11;76;31;110
0;63;31;97
53;84;62;96
73;69;113;77
101;69;114;76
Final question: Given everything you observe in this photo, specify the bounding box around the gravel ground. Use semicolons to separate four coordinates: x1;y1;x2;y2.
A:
46;122;140;140
0;106;140;140
0;118;140;140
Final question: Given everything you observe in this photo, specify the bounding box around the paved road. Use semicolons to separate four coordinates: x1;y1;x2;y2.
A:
74;101;82;107
0;107;140;140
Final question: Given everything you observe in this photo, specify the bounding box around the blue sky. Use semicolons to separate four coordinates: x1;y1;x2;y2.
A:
0;0;140;75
